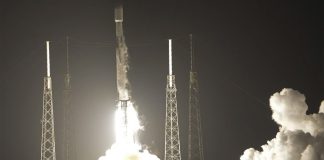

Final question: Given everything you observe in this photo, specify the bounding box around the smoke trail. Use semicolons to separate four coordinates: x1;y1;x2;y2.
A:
116;36;131;100
240;88;324;160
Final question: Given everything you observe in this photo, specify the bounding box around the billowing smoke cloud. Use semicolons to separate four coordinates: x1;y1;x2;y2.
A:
240;88;324;160
116;36;131;100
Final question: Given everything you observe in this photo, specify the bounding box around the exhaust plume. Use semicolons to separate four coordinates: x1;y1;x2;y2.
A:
241;88;324;160
98;101;160;160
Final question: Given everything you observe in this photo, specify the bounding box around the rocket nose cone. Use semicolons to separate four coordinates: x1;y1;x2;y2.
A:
114;4;123;22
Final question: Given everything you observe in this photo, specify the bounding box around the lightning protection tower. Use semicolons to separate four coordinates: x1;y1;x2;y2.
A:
63;37;75;160
165;39;182;160
41;41;57;160
188;34;204;160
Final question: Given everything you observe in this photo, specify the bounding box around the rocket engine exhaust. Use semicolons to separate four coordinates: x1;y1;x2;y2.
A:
116;99;137;145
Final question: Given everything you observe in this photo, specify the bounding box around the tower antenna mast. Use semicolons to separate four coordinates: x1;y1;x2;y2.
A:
66;36;70;75
63;36;75;160
41;41;57;160
188;34;204;160
190;34;193;71
165;39;182;160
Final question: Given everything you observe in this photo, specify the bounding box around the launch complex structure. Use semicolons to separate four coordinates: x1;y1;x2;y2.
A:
164;39;182;160
63;36;76;160
38;4;204;160
188;35;204;160
41;41;56;160
164;35;205;160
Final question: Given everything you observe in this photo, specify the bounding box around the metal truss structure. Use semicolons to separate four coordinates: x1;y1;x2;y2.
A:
41;41;56;160
63;37;75;160
188;34;204;160
165;39;182;160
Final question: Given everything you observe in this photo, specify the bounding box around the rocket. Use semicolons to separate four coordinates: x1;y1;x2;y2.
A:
114;4;135;144
114;3;129;101
114;4;128;99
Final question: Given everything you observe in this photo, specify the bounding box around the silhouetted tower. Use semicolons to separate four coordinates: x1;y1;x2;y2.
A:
188;34;204;160
165;39;182;160
63;37;75;160
41;41;57;160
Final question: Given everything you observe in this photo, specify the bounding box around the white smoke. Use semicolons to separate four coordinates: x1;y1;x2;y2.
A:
240;88;324;160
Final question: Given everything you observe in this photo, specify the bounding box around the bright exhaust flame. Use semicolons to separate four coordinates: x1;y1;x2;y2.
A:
98;101;160;160
115;101;140;145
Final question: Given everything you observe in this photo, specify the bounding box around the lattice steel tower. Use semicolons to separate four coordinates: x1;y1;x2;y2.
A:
165;39;182;160
41;41;57;160
188;34;204;160
63;37;75;160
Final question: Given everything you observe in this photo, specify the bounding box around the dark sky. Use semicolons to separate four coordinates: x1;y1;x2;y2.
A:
1;0;323;160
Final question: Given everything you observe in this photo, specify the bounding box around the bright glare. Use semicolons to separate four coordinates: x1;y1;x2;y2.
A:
98;101;160;160
115;101;140;145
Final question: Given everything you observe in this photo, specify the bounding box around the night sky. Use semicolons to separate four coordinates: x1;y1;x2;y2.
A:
1;0;323;160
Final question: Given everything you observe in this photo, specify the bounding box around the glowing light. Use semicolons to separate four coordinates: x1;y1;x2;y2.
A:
99;101;160;160
114;101;140;145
